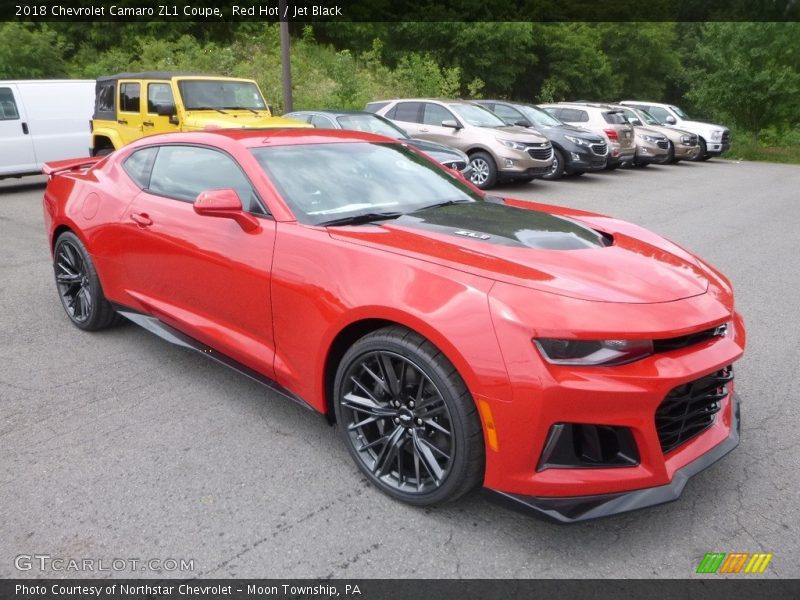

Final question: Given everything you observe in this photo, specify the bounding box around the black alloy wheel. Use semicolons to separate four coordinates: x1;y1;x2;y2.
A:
53;232;120;331
334;326;484;505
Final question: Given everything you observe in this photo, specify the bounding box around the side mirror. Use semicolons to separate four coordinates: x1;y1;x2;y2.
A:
665;115;676;125
630;118;642;126
441;119;461;129
194;189;260;233
515;119;531;127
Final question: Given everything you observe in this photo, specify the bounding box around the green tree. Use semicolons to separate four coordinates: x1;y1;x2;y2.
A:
0;23;70;78
687;23;800;141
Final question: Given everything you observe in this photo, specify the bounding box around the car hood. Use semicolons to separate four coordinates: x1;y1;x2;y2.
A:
677;119;728;133
547;124;604;142
328;201;709;304
182;111;312;130
492;126;550;143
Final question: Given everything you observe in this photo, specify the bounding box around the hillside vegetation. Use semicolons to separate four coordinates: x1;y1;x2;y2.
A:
1;21;797;162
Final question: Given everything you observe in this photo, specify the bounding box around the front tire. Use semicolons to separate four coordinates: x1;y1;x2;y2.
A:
690;138;708;162
542;148;565;180
468;151;498;189
53;232;120;331
333;326;484;506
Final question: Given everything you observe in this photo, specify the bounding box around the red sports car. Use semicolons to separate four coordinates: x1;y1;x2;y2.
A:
42;129;745;522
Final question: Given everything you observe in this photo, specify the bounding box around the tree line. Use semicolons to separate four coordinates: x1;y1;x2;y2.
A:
1;21;798;143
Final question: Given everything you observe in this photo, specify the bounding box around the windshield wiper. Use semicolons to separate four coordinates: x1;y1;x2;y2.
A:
189;106;228;114
318;212;404;227
224;106;260;115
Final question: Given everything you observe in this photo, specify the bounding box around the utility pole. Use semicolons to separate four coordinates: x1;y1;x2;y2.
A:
278;0;293;113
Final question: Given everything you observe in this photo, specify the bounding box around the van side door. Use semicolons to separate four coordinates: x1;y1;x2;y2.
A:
0;85;37;176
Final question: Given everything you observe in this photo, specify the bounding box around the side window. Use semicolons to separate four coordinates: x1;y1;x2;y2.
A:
392;102;422;123
493;104;524;123
120;83;141;113
646;106;671;122
310;114;336;128
147;83;174;114
0;87;19;120
558;108;580;121
122;147;158;189
422;103;455;126
95;82;115;117
147;145;265;215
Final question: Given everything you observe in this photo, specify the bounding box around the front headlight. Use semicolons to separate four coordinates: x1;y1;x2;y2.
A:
498;138;528;151
639;134;660;144
534;338;654;366
711;130;723;141
680;134;692;144
564;135;589;146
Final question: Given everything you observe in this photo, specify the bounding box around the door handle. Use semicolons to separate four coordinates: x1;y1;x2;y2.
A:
142;121;154;127
117;119;128;125
130;212;153;227
419;128;429;132
21;122;29;135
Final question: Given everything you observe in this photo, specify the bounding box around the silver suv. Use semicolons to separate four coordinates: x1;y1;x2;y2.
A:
366;99;553;189
540;103;636;169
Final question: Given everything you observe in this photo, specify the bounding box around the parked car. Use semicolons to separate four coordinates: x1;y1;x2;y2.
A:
90;71;309;155
0;79;94;179
366;99;553;189
613;104;700;163
283;109;470;174
43;128;745;522
474;100;607;179
540;102;635;169
598;105;670;167
619;101;730;161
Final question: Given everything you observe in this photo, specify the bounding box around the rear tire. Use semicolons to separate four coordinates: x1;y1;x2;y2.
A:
53;232;121;331
333;326;485;506
468;152;498;189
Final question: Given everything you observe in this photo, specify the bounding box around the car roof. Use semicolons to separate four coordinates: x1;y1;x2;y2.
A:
96;72;253;82
287;109;380;118
127;128;397;150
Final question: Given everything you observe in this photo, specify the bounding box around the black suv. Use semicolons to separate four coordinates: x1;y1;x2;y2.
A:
475;100;607;180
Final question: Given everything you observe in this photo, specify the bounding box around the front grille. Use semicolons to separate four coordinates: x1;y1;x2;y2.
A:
653;324;727;353
591;142;607;156
527;146;553;161
655;366;733;454
656;140;670;150
722;131;731;144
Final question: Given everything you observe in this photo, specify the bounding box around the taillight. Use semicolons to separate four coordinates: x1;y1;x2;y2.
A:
604;128;618;142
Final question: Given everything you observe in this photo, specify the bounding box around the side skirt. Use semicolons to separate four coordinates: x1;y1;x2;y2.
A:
115;307;315;413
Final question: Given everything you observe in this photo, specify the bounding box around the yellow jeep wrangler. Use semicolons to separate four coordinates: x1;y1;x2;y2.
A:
91;71;309;154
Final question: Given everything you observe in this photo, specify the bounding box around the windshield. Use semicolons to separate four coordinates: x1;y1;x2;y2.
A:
634;108;660;126
251;142;481;226
336;114;408;139
179;80;267;111
517;105;562;128
449;103;506;127
671;105;689;119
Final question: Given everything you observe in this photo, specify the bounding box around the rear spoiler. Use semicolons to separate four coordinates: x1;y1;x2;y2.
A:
42;156;103;177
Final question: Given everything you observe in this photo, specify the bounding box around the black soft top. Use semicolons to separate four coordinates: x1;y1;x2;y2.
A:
96;71;204;82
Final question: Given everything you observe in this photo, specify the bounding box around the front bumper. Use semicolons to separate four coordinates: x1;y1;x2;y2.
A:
707;142;731;156
484;394;740;523
635;142;670;164
675;143;700;160
563;145;607;172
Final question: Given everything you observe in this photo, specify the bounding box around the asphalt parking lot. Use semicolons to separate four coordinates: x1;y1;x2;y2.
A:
1;159;798;579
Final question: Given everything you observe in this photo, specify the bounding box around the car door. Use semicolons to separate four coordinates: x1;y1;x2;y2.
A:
143;81;180;138
384;101;424;136
117;143;278;376
413;102;466;148
0;85;37;176
115;80;144;145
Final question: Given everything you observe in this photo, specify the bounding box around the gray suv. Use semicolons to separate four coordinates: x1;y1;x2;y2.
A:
366;99;553;189
540;103;636;169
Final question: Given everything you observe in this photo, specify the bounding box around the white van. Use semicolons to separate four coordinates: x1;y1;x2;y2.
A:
0;80;95;178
